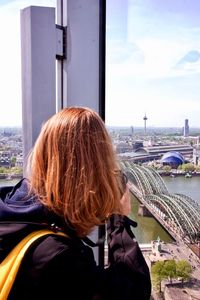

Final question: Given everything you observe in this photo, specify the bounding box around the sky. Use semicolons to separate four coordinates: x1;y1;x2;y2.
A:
106;0;200;127
0;0;55;127
0;0;200;128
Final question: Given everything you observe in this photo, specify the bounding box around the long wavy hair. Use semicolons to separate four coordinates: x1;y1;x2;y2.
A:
28;107;124;236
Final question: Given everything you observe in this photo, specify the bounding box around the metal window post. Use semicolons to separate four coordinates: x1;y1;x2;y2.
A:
56;0;105;117
57;0;106;265
21;1;106;265
21;6;56;165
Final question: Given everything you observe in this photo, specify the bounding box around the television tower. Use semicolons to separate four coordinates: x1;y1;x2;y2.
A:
143;114;148;134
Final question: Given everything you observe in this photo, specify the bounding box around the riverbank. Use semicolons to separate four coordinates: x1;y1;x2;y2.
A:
159;171;200;177
0;173;22;180
145;240;200;300
0;178;21;187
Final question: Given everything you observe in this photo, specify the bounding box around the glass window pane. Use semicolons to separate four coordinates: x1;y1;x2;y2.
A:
0;0;55;185
106;0;200;128
106;0;200;246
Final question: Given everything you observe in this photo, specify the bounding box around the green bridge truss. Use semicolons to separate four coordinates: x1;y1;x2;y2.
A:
121;162;200;242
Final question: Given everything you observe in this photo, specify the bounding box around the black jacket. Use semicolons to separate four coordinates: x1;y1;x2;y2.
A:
0;179;151;300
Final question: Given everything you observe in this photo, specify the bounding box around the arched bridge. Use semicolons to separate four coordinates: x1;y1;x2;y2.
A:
121;162;200;243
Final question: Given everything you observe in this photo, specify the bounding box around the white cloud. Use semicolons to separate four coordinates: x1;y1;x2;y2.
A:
0;0;56;126
107;36;200;80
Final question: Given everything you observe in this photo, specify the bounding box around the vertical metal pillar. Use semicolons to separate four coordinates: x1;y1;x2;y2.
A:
21;6;56;165
98;0;106;121
21;1;106;264
56;0;67;110
57;0;106;265
57;0;105;116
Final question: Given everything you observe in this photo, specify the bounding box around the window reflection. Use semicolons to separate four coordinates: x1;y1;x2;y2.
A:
106;0;200;128
106;0;200;245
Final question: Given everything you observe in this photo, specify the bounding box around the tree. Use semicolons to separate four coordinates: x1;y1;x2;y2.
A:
195;165;200;172
151;259;192;293
151;261;165;293
181;163;195;173
163;165;172;172
176;260;192;282
10;167;23;175
11;156;16;167
0;167;9;174
162;260;176;283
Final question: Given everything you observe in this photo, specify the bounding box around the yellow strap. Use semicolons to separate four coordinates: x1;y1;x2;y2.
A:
0;229;67;300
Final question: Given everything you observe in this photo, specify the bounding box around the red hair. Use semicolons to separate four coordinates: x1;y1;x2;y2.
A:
28;107;123;236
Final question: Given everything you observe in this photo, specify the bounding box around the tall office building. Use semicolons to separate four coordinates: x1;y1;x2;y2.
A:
130;126;134;136
184;119;189;137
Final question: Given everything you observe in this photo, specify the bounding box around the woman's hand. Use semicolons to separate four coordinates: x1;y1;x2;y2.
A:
120;186;131;216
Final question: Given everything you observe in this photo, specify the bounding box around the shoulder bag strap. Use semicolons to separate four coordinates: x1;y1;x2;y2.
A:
0;229;67;300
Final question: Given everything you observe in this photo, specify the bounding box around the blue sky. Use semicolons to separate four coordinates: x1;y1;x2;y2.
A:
106;0;200;127
0;0;200;128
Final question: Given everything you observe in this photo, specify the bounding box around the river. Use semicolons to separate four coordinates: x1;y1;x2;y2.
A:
0;176;200;244
0;178;20;187
130;175;200;244
163;175;200;203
